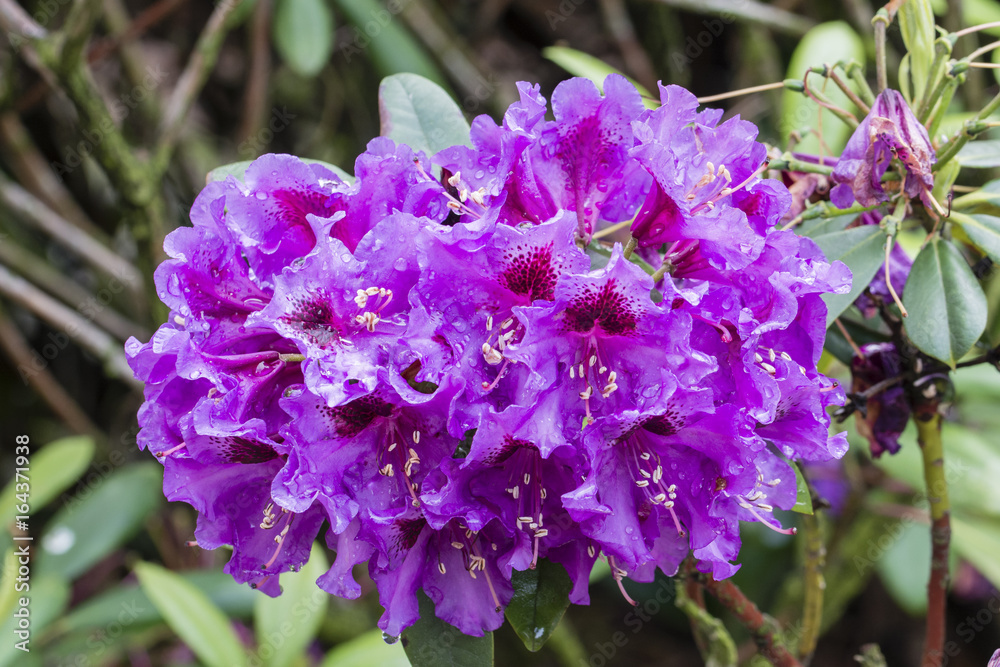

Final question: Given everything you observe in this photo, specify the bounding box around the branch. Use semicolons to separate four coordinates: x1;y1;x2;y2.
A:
644;0;815;36
60;0;103;66
916;409;950;667
0;174;143;295
156;0;246;166
0;240;149;342
798;512;826;665
695;571;802;667
0;0;47;39
0;264;139;389
0;302;103;437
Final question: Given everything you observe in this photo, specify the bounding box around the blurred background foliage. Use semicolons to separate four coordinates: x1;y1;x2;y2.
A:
2;0;1000;665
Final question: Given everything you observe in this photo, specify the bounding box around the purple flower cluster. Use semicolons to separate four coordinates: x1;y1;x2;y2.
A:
127;76;851;637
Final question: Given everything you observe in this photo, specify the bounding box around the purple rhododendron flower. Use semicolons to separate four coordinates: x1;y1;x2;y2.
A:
127;74;851;635
830;89;936;210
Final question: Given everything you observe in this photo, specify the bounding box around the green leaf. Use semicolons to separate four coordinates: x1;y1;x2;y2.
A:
952;516;1000;592
56;570;258;635
273;0;335;77
781;21;865;154
898;0;936;103
254;542;329;667
952;179;1000;214
401;590;494;667
798;211;860;239
810;226;886;326
957;140;1000;167
585;243;656;275
902;237;987;366
379;73;471;158
135;561;247;667
791;462;814;515
333;0;445;86
505;560;574;652
36;462;163;581
951;212;1000;264
875;520;930;615
320;629;409;667
0;436;94;530
542;46;657;108
207;158;353;184
0;575;69;667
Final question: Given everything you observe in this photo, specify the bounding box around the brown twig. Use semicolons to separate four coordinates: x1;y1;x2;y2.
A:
694;570;802;667
237;0;273;147
915;408;950;667
156;0;246;166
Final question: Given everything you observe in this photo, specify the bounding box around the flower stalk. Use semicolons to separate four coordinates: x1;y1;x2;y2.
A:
915;407;950;667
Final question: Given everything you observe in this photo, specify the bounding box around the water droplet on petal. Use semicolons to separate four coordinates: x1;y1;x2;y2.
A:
382;633;399;645
255;191;267;200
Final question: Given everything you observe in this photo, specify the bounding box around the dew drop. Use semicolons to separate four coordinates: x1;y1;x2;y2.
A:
382;633;399;645
475;170;485;179
394;257;407;271
255;191;267;200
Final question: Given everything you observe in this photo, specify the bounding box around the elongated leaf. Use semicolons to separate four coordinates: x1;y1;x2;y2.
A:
0;436;94;529
333;0;445;85
781;21;865;154
542;46;656;107
0;576;69;667
401;590;493;667
791;462;814;515
135;561;247;667
36;463;162;581
810;226;885;326
321;629;409;667
957;140;1000;167
207;158;353;184
952;516;1000;592
379;74;470;158
952;179;1000;214
273;0;334;77
875;520;930;616
506;560;573;652
898;0;936;102
254;542;329;667
56;570;258;635
951;211;1000;264
903;238;987;366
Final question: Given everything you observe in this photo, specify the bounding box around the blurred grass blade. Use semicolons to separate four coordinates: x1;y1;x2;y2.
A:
320;628;409;667
542;46;657;107
0;436;94;531
273;0;335;77
254;542;329;667
379;73;470;155
36;462;163;581
0;576;69;667
333;0;446;85
135;561;248;667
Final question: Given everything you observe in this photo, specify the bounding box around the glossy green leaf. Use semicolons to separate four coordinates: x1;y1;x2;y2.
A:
0;436;94;530
781;21;865;154
952;179;1000;214
952;516;1000;592
903;237;987;366
333;0;445;85
875;520;930;616
810;225;886;326
135;561;247;667
506;560;574;652
898;0;936;102
207;158;353;184
36;463;163;581
951;212;1000;264
0;575;69;667
957;141;1000;167
401;590;493;667
320;629;409;667
273;0;335;77
379;73;470;157
542;46;657;108
798;212;860;239
56;570;258;635
791;462;814;515
254;542;329;667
